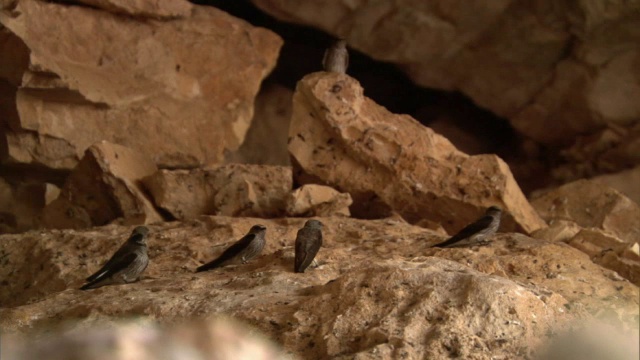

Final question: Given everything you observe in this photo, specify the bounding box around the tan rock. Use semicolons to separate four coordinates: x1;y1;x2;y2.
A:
144;164;292;219
0;177;55;233
229;83;293;166
74;0;193;19
0;0;282;169
568;228;627;258
597;246;640;287
0;217;637;358
592;165;640;205
285;184;352;217
531;219;581;243
531;179;640;243
42;141;162;229
288;72;545;234
252;0;640;147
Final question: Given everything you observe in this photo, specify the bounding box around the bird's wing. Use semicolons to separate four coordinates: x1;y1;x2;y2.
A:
81;252;139;289
294;232;308;272
197;233;256;272
86;241;136;282
434;215;494;248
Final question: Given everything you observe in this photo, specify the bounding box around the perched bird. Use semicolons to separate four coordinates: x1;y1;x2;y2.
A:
322;39;349;73
80;226;150;290
196;225;267;272
294;219;324;273
433;206;502;248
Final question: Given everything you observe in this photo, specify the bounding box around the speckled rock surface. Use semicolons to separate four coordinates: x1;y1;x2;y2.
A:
1;217;637;359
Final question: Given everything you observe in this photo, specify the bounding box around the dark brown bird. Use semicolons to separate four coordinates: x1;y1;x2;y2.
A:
80;226;150;290
433;206;502;248
294;219;324;273
196;225;267;272
322;39;349;73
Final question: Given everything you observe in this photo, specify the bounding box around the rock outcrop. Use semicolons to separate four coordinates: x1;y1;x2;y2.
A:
144;164;292;219
531;179;640;285
0;0;282;169
285;184;352;217
289;72;546;234
252;0;640;147
0;217;637;359
42;141;162;229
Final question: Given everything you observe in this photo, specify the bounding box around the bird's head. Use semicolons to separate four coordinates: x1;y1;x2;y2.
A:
129;226;150;244
249;224;267;234
305;219;324;229
486;206;502;216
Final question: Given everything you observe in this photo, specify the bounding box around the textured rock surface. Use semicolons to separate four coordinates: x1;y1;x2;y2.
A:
531;179;640;244
0;0;282;169
252;0;640;146
0;177;53;233
230;84;293;166
0;217;637;359
42;141;162;229
74;0;193;19
285;184;351;217
592;165;640;205
531;179;640;285
289;72;545;234
144;164;292;219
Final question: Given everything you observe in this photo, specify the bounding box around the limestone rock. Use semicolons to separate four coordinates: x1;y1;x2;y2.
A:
531;219;581;244
592;165;640;205
74;0;193;19
252;0;640;147
531;179;640;244
229;83;293;166
0;0;282;169
42;141;162;229
285;184;352;217
0;177;50;233
552;123;640;186
288;72;545;234
0;217;637;358
144;164;292;219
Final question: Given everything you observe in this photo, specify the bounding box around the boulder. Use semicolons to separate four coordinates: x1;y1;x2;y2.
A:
0;217;637;358
285;184;352;217
229;83;293;166
73;0;193;19
592;165;640;205
252;0;640;147
288;72;546;234
0;0;282;169
42;141;162;229
144;164;292;219
0;177;54;233
531;179;640;244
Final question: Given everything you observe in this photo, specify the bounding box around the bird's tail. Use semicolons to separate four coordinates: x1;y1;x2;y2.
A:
80;280;99;290
196;258;224;272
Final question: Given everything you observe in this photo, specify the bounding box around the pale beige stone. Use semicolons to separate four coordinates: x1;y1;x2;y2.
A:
144;164;292;219
0;0;282;169
0;217;637;358
285;184;352;217
42;141;162;229
252;0;640;146
289;72;546;234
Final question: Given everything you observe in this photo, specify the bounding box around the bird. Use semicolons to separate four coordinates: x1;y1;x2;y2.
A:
432;206;502;248
80;226;150;290
322;39;349;73
294;219;324;273
196;225;267;272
